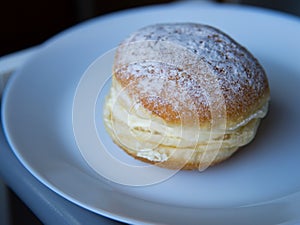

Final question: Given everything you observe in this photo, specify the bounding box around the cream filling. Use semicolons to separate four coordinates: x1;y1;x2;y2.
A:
228;102;269;131
136;148;168;162
103;80;268;162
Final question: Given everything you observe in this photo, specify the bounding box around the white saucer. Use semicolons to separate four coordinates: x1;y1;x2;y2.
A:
2;2;300;224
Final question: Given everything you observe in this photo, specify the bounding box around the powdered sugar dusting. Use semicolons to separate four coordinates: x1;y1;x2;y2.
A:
113;23;269;125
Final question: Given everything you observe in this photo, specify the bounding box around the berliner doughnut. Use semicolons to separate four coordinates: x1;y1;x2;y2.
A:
103;23;270;170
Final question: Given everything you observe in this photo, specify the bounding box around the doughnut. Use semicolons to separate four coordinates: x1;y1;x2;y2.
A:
103;23;270;170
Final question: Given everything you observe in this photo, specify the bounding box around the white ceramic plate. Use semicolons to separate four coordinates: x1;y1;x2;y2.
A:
2;2;300;224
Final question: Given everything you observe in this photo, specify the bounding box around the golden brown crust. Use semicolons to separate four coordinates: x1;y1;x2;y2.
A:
113;23;270;128
122;147;229;170
103;98;262;170
103;23;270;170
108;133;238;170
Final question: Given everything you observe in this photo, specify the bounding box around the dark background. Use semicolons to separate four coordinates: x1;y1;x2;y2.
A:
0;0;175;57
1;0;299;224
1;0;300;57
